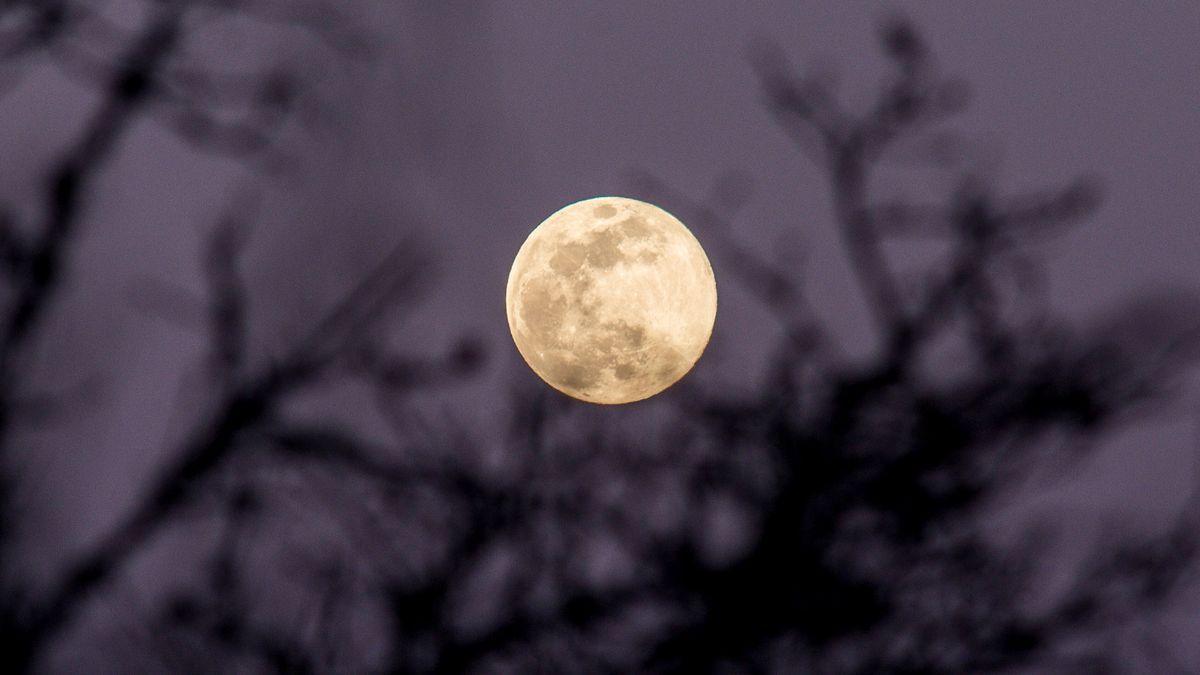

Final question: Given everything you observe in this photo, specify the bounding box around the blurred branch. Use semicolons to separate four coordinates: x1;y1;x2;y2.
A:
203;188;258;386
0;1;69;61
20;234;427;667
752;15;978;351
0;206;25;278
190;0;371;57
0;0;365;428
2;7;1196;673
630;170;835;365
0;2;186;380
748;39;847;164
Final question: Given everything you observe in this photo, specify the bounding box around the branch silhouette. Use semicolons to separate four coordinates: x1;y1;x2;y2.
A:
1;8;1198;674
0;0;401;670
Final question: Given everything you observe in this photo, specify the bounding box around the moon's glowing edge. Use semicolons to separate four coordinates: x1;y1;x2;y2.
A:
505;196;717;405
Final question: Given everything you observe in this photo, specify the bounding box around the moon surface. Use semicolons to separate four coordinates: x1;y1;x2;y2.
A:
506;196;717;404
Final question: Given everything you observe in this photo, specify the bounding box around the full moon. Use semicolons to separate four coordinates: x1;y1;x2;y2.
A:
506;196;717;404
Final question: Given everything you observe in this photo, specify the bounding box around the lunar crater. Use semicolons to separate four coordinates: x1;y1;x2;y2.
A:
507;197;716;404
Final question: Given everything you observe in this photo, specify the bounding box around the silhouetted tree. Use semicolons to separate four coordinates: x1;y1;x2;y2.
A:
0;1;440;671
1;7;1197;674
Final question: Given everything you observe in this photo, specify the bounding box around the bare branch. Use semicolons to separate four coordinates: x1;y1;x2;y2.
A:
19;228;429;665
1;1;187;385
204;188;259;384
748;38;846;164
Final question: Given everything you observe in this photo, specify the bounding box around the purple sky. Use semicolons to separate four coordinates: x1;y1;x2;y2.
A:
5;4;1198;646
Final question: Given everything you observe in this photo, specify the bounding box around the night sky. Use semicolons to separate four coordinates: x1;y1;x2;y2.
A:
2;1;1198;671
